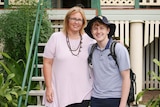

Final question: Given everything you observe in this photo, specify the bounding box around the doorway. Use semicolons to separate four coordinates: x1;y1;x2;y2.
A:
62;0;91;8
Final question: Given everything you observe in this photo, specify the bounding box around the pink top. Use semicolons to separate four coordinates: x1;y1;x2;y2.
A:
43;32;95;107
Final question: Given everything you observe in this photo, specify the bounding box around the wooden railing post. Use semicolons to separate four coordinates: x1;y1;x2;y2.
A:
135;0;140;8
91;0;101;15
130;20;144;99
45;0;52;8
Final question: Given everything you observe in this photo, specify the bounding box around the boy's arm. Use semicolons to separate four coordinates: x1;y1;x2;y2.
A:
119;69;130;107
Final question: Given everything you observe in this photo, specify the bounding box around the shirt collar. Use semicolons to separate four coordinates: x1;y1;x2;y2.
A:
105;38;112;49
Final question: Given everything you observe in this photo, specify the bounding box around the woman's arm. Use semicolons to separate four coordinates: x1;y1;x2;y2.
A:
43;57;54;103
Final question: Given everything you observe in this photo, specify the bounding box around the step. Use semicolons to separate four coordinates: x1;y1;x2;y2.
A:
27;105;46;107
38;43;46;46
29;90;45;96
38;53;43;57
34;64;43;68
38;64;43;68
51;25;63;28
32;76;44;81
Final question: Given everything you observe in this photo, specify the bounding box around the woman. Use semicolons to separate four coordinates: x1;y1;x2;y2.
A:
43;6;95;107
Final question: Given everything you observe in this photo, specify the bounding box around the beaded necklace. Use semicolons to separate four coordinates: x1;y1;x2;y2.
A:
66;32;82;56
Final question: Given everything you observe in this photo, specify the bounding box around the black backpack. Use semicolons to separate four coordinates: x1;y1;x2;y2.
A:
88;41;136;107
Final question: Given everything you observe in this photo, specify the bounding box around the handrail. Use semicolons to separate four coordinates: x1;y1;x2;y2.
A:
18;0;45;106
4;0;8;8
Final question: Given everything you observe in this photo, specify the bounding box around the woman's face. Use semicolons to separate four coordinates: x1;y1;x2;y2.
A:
68;12;83;33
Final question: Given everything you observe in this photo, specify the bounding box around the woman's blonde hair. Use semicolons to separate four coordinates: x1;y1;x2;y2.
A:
62;6;87;35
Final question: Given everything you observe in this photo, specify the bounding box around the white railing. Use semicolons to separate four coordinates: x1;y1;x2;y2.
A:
144;20;160;46
0;0;4;5
143;20;160;89
101;0;134;8
100;0;160;8
140;0;160;6
9;0;39;5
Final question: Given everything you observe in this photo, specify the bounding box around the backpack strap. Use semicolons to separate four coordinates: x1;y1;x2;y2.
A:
88;43;97;67
109;41;119;67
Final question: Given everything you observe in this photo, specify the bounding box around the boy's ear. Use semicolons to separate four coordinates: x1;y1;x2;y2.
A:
107;27;110;34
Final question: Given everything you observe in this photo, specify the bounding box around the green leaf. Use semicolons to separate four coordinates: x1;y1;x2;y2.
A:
0;73;4;87
153;59;160;67
6;73;15;82
12;102;17;107
136;90;145;104
0;53;24;85
26;20;30;59
0;102;8;107
17;90;26;96
9;91;18;98
148;70;160;81
0;52;12;59
0;61;12;75
5;93;12;102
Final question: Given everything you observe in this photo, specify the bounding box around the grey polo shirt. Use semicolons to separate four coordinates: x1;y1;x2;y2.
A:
91;40;130;99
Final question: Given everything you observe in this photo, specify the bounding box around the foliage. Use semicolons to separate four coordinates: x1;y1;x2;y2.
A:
0;52;26;86
0;0;53;61
0;45;40;105
135;58;160;106
0;0;53;105
0;73;26;107
146;59;160;107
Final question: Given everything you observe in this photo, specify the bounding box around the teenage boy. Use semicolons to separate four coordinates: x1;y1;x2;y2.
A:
85;15;131;107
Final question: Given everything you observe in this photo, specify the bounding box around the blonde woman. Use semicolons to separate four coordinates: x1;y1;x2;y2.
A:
43;6;95;107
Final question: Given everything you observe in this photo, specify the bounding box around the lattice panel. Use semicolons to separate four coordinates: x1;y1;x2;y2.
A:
101;0;134;6
110;20;130;47
51;20;63;32
140;0;160;6
9;0;39;5
144;20;160;46
0;0;4;5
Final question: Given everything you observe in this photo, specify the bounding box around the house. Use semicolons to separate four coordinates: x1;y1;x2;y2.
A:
0;0;160;106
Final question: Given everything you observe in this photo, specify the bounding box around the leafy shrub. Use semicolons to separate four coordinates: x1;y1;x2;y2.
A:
0;1;53;61
0;73;26;107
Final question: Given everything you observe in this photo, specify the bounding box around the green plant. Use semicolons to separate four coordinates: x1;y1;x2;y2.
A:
0;52;26;86
0;0;53;61
0;0;53;105
146;59;160;107
0;73;26;107
0;51;40;105
135;90;145;105
135;59;160;106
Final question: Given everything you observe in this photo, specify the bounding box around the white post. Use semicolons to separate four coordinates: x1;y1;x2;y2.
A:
130;20;144;101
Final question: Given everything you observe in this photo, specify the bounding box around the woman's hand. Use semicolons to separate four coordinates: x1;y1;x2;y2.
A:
46;87;54;103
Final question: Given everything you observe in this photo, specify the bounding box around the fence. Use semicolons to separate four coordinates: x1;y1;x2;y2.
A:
100;0;160;8
143;20;160;89
140;0;160;6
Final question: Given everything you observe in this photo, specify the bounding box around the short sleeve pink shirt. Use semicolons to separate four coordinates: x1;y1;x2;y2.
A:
43;32;95;107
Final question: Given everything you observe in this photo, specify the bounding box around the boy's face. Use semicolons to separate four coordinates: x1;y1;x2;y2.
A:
91;21;110;42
